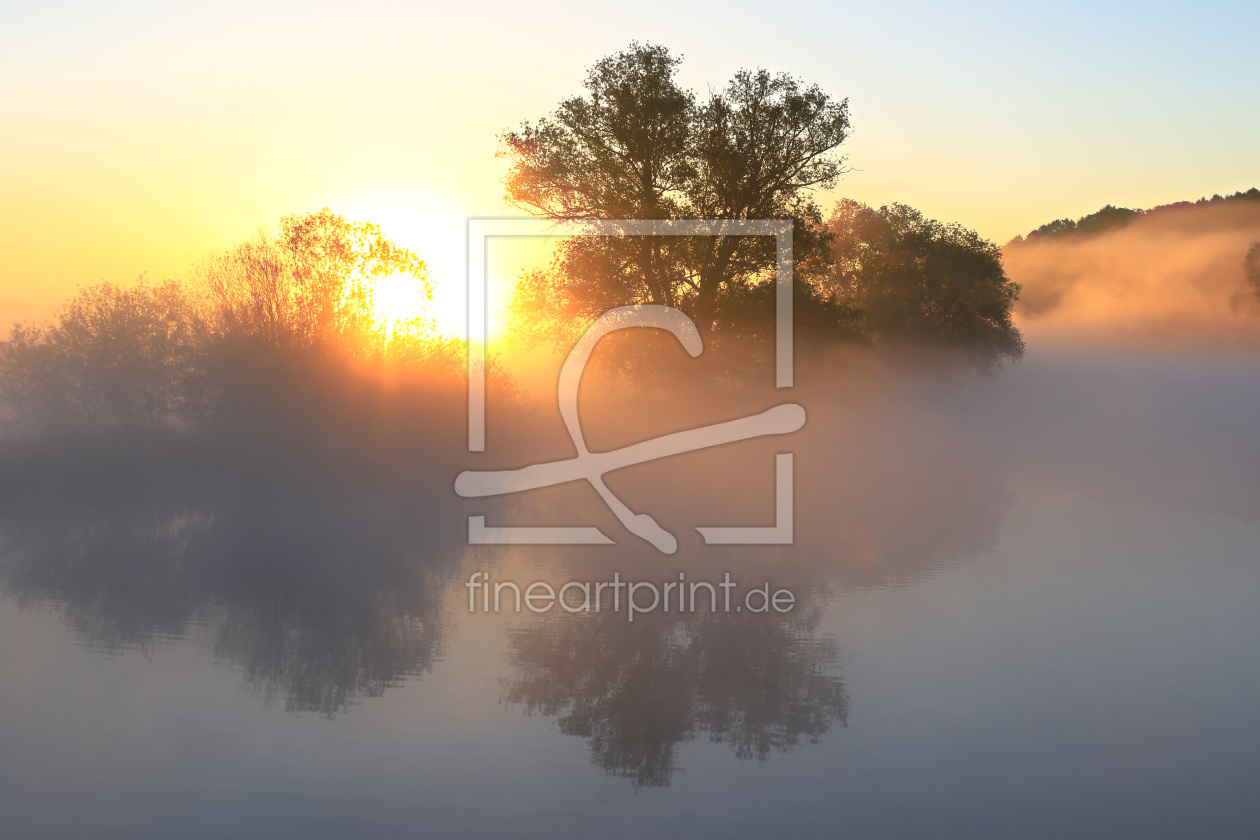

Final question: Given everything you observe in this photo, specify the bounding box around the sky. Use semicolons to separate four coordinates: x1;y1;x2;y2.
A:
2;0;1258;330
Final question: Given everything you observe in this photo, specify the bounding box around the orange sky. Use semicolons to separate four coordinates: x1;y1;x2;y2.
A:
3;1;1258;333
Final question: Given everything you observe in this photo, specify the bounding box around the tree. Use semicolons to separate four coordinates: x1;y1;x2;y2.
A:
500;43;857;370
195;208;433;354
1246;243;1260;298
1023;204;1140;240
0;279;200;431
1015;188;1260;243
0;209;458;435
1232;241;1260;316
825;200;1024;366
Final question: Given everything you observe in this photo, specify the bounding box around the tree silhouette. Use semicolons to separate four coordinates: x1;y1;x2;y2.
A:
1013;188;1260;243
501;44;1025;372
1022;204;1140;239
195;207;433;354
0;209;463;435
0;279;201;431
825;200;1024;366
1248;243;1260;291
501;43;856;368
1233;241;1260;316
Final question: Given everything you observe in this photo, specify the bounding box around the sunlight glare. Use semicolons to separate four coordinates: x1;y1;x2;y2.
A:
338;190;468;338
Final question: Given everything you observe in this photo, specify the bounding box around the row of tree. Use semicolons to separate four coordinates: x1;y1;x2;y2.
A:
1013;187;1260;242
1;44;1027;435
0;209;462;433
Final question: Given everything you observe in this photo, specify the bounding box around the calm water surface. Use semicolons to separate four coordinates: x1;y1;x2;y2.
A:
2;350;1258;839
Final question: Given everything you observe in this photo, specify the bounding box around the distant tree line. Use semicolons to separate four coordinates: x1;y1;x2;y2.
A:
1013;187;1260;242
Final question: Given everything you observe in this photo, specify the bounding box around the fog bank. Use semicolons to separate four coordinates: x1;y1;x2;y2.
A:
1005;202;1260;350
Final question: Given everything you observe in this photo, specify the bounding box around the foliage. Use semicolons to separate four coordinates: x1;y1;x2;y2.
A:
500;43;855;368
0;210;468;435
1245;242;1260;295
502;44;1023;374
0;279;201;431
1233;241;1260;316
1015;187;1260;242
1023;204;1140;240
195;208;434;354
825;200;1024;366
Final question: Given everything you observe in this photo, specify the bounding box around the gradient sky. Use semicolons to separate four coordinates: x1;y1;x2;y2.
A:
2;0;1258;329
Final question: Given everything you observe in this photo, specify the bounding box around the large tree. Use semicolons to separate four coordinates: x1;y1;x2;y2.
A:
500;43;858;365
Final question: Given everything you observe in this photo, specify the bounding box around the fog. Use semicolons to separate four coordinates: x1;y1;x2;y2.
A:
1006;201;1260;350
2;213;1260;811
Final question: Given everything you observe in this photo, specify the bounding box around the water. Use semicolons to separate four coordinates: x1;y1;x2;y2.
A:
2;349;1259;839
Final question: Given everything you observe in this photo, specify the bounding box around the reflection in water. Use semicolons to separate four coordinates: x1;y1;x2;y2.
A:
0;350;1258;833
502;606;847;788
2;509;215;650
11;350;1252;789
0;457;460;717
477;354;1021;786
0;355;1019;751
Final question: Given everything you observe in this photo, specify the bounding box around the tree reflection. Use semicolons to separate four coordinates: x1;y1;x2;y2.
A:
0;458;461;718
488;358;1020;787
501;600;847;789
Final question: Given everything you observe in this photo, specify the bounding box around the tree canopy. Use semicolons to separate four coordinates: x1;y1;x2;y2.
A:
1247;243;1260;296
0;279;199;431
501;43;856;365
1014;187;1260;242
195;208;434;354
1023;204;1140;240
824;201;1024;366
502;44;1022;373
0;209;463;433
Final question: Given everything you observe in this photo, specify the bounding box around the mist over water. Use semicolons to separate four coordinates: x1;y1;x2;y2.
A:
3;196;1260;835
1007;201;1260;350
2;323;1259;836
